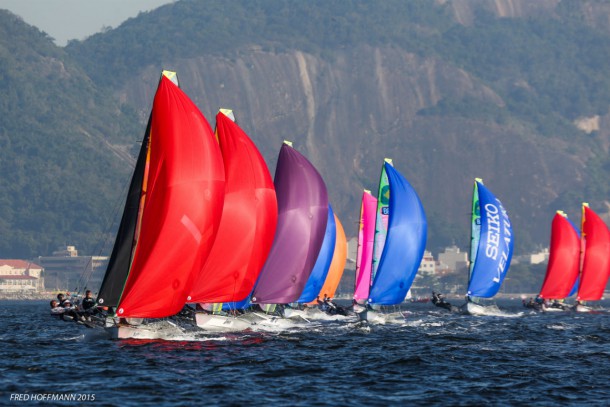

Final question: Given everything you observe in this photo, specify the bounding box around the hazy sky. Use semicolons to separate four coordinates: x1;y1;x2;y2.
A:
0;0;174;46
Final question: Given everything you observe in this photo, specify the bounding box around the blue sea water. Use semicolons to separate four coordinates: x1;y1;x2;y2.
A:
1;299;610;406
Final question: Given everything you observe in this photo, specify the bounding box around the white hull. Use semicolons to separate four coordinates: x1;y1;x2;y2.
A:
355;309;407;324
575;304;593;313
542;305;568;312
104;319;185;340
463;301;519;317
194;312;253;332
284;307;356;322
241;311;302;331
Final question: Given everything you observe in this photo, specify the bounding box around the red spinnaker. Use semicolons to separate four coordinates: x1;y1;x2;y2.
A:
117;76;225;318
539;212;580;299
578;205;610;301
188;110;278;303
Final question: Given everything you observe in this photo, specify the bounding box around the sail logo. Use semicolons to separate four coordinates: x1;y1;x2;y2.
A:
381;207;389;215
484;202;512;282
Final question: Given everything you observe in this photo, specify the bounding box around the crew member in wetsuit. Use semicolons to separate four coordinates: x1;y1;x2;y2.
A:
50;299;82;321
57;293;68;306
79;290;100;320
431;291;453;311
81;290;96;311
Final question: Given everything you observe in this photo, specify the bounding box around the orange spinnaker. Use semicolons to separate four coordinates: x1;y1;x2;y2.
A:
307;213;347;304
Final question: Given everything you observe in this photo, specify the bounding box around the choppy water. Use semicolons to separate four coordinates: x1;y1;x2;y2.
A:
1;299;610;406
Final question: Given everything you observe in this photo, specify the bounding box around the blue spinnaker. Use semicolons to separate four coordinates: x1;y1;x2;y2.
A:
297;205;337;303
369;162;427;305
467;181;514;298
221;297;251;311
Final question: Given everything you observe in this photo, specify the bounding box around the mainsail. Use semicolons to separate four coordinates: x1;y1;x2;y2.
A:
577;204;610;301
467;179;514;299
353;190;377;304
251;142;329;305
368;161;427;305
99;73;226;318
188;109;278;304
297;205;337;303
539;211;580;299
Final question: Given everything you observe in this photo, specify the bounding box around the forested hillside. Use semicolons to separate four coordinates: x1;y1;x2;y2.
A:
1;0;610;262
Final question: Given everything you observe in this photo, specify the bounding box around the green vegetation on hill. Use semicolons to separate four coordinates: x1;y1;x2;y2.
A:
66;0;454;87
66;1;610;232
2;0;610;268
0;10;139;258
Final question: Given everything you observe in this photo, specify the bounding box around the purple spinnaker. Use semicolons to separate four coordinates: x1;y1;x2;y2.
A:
251;143;329;304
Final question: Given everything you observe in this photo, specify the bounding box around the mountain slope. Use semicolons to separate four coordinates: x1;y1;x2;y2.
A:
67;0;610;253
2;0;610;260
0;10;139;257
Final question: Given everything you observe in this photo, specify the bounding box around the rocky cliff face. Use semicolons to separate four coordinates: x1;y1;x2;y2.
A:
115;44;605;251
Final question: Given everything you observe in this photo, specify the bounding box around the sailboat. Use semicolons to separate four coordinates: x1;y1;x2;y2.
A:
95;71;226;339
284;206;352;321
355;159;427;322
353;190;377;307
574;203;610;312
294;204;337;303
536;211;580;311
249;141;329;326
306;213;348;305
464;179;514;315
187;109;278;331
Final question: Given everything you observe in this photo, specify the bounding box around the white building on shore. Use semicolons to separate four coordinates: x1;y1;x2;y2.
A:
0;260;44;293
437;245;469;274
37;246;108;292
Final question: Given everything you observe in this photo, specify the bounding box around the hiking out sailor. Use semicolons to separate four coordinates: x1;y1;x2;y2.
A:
50;299;81;321
431;291;453;311
81;290;96;311
57;293;69;306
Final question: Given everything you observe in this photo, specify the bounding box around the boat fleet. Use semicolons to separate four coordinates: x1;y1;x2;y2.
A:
49;71;610;339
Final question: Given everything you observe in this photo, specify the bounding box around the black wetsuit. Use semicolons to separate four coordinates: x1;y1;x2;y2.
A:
432;293;453;311
81;297;96;311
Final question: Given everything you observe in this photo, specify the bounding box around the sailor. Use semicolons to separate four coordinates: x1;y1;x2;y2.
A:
57;293;68;306
50;300;65;316
50;299;81;321
81;290;96;311
324;296;337;315
432;291;453;311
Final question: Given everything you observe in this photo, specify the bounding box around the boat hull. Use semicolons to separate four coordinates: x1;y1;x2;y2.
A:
194;312;253;332
574;304;594;313
284;307;357;322
106;324;164;340
542;304;569;312
462;301;518;317
104;319;185;340
240;312;302;331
